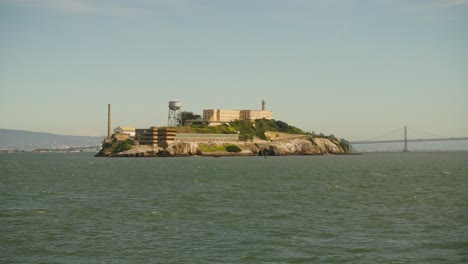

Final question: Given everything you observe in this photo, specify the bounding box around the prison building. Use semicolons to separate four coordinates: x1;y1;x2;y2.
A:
135;127;159;147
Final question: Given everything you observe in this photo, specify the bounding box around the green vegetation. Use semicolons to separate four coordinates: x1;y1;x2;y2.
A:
176;124;237;134
104;140;134;153
198;144;226;152
306;137;317;146
180;111;202;125
177;119;305;141
225;145;242;153
198;143;242;153
230;119;305;140
338;139;350;152
116;140;133;153
306;133;350;152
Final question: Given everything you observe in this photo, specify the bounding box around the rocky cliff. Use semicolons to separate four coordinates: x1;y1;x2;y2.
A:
95;136;348;157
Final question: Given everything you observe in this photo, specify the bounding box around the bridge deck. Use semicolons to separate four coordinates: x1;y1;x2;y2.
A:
350;137;468;145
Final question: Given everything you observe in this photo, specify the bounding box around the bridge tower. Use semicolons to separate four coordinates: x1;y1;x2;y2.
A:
403;126;409;152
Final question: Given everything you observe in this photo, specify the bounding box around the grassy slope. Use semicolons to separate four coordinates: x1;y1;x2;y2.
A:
176;119;305;141
176;119;350;152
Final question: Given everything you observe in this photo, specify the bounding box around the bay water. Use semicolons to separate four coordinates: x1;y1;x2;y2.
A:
1;152;467;263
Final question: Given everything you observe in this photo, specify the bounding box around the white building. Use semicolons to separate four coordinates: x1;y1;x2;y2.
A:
114;126;136;137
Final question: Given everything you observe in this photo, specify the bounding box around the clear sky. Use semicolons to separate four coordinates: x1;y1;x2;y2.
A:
1;0;467;141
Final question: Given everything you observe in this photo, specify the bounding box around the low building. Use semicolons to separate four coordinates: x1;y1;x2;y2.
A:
135;127;176;148
175;133;239;143
157;127;176;148
135;127;158;147
114;133;130;141
114;126;136;137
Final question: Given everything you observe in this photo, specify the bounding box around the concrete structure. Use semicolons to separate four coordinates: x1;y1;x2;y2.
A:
107;104;111;140
102;104;114;144
203;109;242;123
135;127;176;148
157;127;177;148
239;110;273;120
203;100;273;125
114;133;130;141
203;109;273;124
135;127;239;147
114;126;136;137
175;133;239;143
135;127;159;147
168;100;182;127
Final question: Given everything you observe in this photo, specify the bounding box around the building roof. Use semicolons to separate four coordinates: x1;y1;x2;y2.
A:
115;126;136;131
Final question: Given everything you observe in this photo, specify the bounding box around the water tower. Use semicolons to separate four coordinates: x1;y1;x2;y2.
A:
168;100;182;127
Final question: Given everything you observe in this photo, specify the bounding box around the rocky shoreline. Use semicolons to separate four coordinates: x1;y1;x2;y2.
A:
95;137;349;157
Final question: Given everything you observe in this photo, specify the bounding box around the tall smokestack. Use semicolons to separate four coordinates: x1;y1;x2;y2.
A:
107;104;111;140
262;99;266;111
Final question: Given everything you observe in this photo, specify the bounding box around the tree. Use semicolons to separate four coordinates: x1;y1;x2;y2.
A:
275;120;290;132
226;145;242;153
181;111;202;125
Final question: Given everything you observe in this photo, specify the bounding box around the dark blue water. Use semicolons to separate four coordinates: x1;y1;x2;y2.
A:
1;152;467;263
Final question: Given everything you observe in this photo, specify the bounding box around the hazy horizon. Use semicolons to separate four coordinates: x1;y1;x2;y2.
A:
1;0;467;141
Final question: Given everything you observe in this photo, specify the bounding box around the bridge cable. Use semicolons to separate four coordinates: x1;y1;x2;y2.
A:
359;127;404;142
407;127;447;138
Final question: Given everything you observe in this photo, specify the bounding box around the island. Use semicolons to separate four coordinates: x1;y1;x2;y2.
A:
95;119;350;157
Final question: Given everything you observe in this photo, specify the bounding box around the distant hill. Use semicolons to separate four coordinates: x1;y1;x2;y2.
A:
0;129;104;150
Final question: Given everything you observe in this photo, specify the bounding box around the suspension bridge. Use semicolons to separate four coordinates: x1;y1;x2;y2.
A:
349;127;468;152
